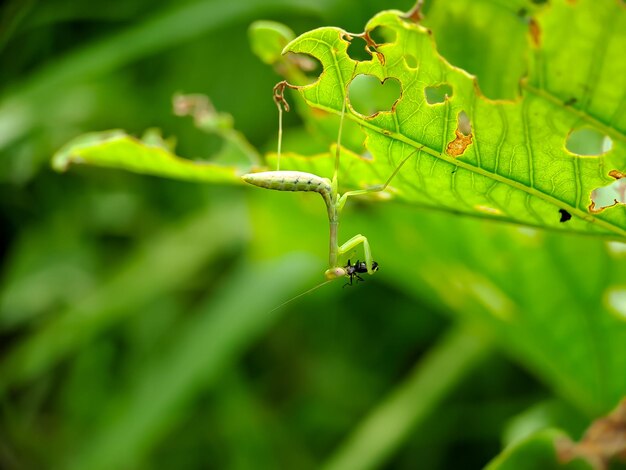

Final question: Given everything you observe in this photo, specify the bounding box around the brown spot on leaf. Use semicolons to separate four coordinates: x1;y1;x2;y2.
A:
446;129;473;157
556;398;626;470
529;18;541;47
609;170;626;180
311;107;329;118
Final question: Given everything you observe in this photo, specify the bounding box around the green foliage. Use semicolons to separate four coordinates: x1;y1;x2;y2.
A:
485;430;593;470
2;0;626;469
280;0;626;238
248;21;296;65
53;131;245;184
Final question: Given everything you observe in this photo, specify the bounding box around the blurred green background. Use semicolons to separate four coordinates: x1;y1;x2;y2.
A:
2;0;625;469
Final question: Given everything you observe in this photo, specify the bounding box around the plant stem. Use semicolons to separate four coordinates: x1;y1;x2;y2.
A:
322;324;491;470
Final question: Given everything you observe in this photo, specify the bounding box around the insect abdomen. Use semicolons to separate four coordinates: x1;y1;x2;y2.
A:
242;171;332;203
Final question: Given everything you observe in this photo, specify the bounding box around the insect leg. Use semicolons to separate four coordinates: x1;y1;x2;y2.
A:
337;234;377;274
337;148;421;209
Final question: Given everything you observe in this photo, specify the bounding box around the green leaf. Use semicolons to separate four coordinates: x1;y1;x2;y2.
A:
52;131;245;184
487;397;626;470
248;20;295;65
375;203;626;415
485;429;593;470
279;0;626;239
422;0;533;100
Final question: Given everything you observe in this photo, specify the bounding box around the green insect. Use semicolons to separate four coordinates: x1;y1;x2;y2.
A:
242;82;415;283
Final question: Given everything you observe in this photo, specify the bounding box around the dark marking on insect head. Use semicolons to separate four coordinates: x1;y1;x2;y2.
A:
343;259;379;287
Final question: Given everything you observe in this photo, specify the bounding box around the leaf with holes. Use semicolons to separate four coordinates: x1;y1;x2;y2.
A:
276;0;626;239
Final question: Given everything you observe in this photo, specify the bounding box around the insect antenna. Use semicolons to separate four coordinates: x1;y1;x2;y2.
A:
268;278;334;313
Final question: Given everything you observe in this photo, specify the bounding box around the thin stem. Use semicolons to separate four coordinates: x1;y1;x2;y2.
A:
273;80;291;171
275;101;283;171
328;220;338;269
332;97;347;194
321;325;491;470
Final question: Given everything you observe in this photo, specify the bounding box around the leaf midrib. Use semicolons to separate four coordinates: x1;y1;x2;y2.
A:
310;101;626;238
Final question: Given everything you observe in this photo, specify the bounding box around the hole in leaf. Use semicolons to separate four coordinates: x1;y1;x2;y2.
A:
458;110;471;136
346;36;372;62
590;172;626;213
369;25;395;44
604;286;626;321
284;52;323;86
607;241;626;257
424;83;453;104
348;74;402;117
404;54;418;69
565;127;613;156
446;111;472;157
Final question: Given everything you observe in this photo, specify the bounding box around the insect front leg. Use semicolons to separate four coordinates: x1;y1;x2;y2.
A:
336;148;421;211
337;234;377;274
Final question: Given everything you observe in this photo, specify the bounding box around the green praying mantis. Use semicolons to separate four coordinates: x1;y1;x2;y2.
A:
241;81;417;284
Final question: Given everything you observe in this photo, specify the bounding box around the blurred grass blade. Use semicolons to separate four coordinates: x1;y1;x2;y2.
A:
322;325;491;470
0;0;35;52
0;0;326;150
0;200;249;394
53;131;245;183
63;253;319;470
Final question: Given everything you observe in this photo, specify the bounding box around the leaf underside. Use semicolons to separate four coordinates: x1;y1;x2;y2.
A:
279;0;626;239
52;131;243;184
